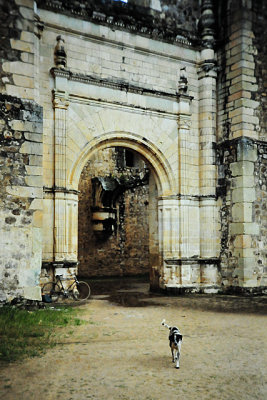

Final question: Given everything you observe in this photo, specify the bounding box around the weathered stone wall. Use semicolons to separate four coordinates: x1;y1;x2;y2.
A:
216;0;267;292
0;0;39;101
0;94;43;301
217;0;259;143
0;0;44;301
252;0;267;288
217;138;266;291
253;0;267;142
78;148;150;277
254;142;267;286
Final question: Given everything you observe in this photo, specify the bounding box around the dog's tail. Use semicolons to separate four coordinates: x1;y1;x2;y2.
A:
161;319;171;329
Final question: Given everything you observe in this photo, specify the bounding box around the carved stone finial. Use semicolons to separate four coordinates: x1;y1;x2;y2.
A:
178;67;188;94
199;0;215;48
54;35;67;69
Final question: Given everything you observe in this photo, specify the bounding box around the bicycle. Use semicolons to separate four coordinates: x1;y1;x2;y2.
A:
42;274;91;302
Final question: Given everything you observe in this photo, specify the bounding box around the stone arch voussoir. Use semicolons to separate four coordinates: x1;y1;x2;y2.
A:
68;132;175;196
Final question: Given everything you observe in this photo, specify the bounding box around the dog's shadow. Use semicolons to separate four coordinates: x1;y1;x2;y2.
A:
137;354;177;371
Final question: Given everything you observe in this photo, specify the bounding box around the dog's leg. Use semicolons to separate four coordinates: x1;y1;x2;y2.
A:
171;346;175;363
175;341;182;369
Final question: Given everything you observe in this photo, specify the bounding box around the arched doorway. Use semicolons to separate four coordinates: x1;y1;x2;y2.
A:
78;146;158;280
66;132;175;290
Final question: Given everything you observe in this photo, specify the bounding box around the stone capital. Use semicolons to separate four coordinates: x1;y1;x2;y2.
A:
177;114;192;130
198;59;218;79
53;93;69;110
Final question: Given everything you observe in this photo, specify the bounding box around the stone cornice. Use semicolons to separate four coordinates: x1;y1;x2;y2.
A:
36;0;200;48
158;194;217;201
43;186;80;195
164;257;220;265
216;136;267;149
50;67;194;103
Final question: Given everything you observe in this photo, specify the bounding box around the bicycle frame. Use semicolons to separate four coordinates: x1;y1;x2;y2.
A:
42;274;91;302
55;274;77;297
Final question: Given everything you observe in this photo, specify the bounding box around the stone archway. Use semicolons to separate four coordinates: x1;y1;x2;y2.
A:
68;133;176;287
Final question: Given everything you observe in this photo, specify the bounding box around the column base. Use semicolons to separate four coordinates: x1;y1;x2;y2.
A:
159;257;221;289
220;285;267;296
164;284;221;295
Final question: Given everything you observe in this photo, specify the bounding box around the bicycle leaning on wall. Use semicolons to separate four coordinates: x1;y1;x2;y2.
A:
42;274;91;302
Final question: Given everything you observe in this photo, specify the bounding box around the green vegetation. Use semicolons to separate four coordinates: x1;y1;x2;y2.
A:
0;305;84;363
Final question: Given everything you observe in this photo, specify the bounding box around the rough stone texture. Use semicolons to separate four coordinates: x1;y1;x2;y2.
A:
215;0;266;293
0;93;43;301
254;142;267;287
0;0;36;100
217;137;267;291
0;0;21;90
36;0;201;45
78;148;150;278
253;0;267;142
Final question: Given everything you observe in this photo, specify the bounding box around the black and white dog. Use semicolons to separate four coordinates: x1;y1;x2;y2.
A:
161;319;182;369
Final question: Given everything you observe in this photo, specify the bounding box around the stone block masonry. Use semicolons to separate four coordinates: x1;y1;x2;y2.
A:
216;0;267;293
217;137;266;292
0;94;43;301
0;0;38;101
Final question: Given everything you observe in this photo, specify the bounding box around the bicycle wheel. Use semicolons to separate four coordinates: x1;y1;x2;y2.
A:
42;282;61;302
73;281;91;301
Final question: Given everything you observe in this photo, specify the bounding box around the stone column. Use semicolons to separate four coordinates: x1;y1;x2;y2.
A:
198;0;219;274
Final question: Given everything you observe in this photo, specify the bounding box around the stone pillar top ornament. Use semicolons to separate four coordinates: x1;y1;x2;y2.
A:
53;92;69;110
178;67;188;94
199;0;215;49
54;35;67;69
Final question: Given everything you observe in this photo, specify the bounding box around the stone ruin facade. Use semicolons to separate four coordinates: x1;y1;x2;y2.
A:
0;0;266;301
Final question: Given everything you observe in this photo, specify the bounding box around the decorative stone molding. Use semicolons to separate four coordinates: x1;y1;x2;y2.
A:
54;35;67;69
177;67;188;94
51;67;179;101
34;14;44;39
36;0;200;47
199;0;215;49
43;187;79;196
53;95;69;110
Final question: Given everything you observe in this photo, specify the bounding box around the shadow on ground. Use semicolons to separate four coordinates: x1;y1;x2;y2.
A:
82;276;267;315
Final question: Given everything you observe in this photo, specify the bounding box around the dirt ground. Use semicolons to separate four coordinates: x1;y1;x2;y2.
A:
0;278;266;400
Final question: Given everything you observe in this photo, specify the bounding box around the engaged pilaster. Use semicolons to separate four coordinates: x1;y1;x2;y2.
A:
199;0;218;252
53;94;69;189
158;197;180;288
50;36;78;267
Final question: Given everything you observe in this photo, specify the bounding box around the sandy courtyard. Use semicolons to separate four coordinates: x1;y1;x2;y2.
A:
0;279;266;400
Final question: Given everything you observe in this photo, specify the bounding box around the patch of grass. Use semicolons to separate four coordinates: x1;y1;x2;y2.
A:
0;305;84;363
